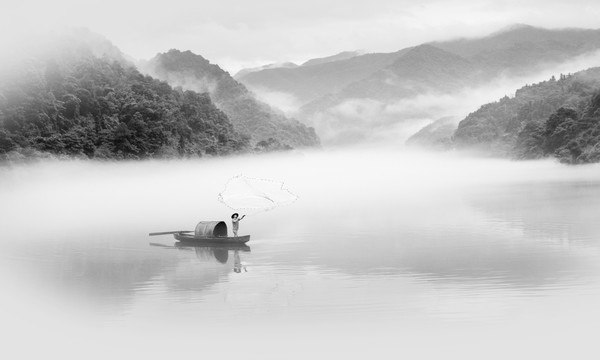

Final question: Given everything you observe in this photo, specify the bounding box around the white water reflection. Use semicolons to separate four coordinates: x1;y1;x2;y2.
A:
1;149;600;359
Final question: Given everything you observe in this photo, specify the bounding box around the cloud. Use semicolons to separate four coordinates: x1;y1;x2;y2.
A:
246;88;303;117
3;0;600;74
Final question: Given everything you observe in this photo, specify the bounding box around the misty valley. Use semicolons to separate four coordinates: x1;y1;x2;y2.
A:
3;25;600;164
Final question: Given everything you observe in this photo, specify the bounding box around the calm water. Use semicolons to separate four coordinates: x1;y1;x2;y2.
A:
1;148;600;359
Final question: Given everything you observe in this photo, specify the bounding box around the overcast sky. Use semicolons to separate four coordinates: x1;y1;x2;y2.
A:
2;0;600;73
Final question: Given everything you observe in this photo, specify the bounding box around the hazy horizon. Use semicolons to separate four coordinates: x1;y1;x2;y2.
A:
3;0;600;73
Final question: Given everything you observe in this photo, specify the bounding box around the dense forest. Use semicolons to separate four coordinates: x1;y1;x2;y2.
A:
514;95;600;163
144;50;319;149
0;53;252;161
453;68;600;163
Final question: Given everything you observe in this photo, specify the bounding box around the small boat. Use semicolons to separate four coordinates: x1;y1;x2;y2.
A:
174;241;251;251
175;221;249;244
150;220;251;244
174;232;250;244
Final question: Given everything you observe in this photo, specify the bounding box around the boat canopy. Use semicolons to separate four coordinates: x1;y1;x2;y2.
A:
195;221;228;237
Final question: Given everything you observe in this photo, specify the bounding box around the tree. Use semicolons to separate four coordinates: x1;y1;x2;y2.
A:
543;107;578;154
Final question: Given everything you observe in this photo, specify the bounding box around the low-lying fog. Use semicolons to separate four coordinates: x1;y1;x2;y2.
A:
252;49;600;145
2;147;599;239
1;148;600;359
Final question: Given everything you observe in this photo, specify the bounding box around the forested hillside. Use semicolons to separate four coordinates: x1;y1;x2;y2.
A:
0;52;249;161
143;50;319;148
514;94;600;163
453;68;600;163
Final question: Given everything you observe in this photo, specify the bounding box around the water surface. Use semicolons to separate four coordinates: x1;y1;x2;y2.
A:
1;149;599;359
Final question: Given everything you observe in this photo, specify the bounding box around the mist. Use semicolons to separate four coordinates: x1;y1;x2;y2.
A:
2;149;600;359
247;87;304;117
3;0;600;73
2;147;600;260
4;2;600;358
271;49;600;145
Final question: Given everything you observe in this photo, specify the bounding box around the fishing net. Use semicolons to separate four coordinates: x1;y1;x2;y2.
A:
217;174;298;214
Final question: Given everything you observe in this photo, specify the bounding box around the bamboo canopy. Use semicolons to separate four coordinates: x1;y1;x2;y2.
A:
195;221;228;237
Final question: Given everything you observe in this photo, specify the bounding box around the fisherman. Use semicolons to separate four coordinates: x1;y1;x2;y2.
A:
231;213;245;237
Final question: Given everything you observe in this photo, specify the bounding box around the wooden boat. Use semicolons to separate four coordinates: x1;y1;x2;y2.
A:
151;220;251;245
150;241;250;252
174;241;251;252
174;232;250;244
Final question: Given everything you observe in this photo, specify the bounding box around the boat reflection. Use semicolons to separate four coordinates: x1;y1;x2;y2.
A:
174;242;250;272
143;241;253;294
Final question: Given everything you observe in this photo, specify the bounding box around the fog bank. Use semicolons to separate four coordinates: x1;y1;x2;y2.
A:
2;148;599;240
2;149;600;359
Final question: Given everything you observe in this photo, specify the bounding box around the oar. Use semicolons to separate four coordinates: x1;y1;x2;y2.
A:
149;230;194;236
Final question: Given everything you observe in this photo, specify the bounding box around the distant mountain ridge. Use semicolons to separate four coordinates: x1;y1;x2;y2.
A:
431;26;600;76
301;26;600;114
143;50;319;148
235;25;600;144
301;51;363;67
239;25;600;108
236;49;411;105
301;45;477;115
233;51;363;80
432;25;600;58
234;62;298;79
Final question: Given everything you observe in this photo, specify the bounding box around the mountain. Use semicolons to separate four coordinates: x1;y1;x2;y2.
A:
236;25;600;145
143;50;319;148
235;49;410;105
300;45;477;115
234;62;298;78
238;25;600;110
406;116;458;149
303;26;600;114
340;44;476;99
301;51;363;67
431;25;600;76
452;68;600;163
0;33;250;161
295;45;482;144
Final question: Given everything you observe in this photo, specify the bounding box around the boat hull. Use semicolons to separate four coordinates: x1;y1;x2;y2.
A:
174;242;251;252
174;233;250;244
